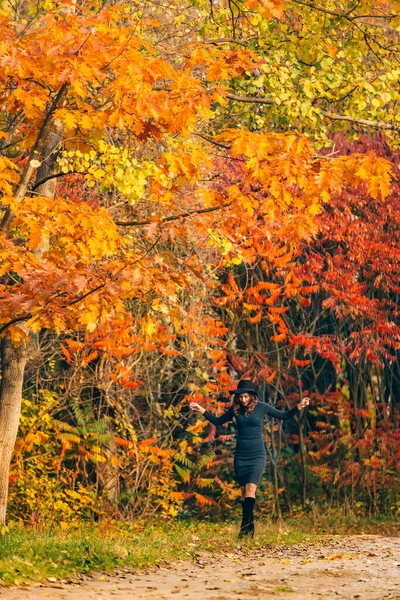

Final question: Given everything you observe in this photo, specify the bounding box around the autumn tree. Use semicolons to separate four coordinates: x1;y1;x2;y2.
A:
208;132;399;513
0;0;398;523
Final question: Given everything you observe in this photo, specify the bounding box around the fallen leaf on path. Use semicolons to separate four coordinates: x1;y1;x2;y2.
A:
205;587;220;590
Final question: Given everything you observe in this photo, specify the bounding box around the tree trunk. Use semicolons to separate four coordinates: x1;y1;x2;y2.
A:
298;420;307;507
271;460;282;519
0;337;28;524
277;466;292;513
0;92;63;524
0;84;68;233
97;434;120;505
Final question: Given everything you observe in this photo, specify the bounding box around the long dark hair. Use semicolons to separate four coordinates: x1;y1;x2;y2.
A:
232;392;258;416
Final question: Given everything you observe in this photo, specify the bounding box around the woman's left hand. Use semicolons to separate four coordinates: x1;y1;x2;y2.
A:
297;397;310;410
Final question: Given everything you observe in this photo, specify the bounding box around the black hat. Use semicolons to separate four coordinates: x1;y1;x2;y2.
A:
229;379;259;396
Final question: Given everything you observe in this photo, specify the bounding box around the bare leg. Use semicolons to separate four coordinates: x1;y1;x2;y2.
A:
240;486;246;500
245;483;257;498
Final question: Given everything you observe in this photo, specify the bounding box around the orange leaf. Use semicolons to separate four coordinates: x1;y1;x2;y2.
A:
270;332;286;342
120;379;142;389
292;358;311;367
83;350;98;364
249;310;262;324
194;492;218;507
60;344;72;363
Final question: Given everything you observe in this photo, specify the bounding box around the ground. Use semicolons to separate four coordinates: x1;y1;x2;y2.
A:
0;535;399;599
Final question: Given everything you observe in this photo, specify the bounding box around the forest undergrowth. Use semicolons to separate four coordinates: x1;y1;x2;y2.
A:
0;512;398;586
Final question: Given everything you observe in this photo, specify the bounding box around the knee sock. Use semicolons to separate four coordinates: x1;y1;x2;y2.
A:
243;497;255;527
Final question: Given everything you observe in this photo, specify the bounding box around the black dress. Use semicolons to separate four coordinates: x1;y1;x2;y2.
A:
203;401;298;486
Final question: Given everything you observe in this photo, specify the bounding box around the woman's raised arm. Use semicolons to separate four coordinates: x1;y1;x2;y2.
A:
261;397;310;421
190;402;234;425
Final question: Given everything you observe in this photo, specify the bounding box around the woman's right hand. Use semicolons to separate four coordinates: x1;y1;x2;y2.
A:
190;402;205;414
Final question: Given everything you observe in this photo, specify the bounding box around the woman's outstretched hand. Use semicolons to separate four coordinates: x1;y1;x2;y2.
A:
297;397;310;410
190;402;206;415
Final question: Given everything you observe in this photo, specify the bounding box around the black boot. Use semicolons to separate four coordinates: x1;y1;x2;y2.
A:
248;518;255;538
239;500;245;536
239;497;255;538
247;497;255;538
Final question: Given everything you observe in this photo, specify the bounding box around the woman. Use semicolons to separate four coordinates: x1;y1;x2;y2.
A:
190;379;310;537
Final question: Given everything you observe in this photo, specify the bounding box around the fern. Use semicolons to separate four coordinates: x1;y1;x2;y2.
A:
194;492;218;507
195;452;216;471
195;477;215;489
174;464;191;483
173;452;195;469
53;420;79;434
57;432;81;444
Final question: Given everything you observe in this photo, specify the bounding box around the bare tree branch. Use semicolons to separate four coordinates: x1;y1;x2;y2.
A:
31;171;78;191
0;83;69;233
204;92;400;132
226;93;274;104
115;202;232;227
195;132;231;149
321;111;400;132
292;0;394;21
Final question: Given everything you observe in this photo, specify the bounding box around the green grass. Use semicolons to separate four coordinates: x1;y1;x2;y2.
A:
287;510;400;536
0;514;398;586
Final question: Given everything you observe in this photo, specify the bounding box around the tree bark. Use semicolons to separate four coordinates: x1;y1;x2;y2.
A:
298;420;307;507
271;460;282;519
0;100;63;524
0;337;28;524
0;83;68;233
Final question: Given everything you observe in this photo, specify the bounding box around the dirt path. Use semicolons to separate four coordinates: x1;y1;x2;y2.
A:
0;535;399;600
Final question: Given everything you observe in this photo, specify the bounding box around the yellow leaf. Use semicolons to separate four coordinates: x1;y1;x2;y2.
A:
63;112;76;130
80;114;93;129
145;320;156;336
